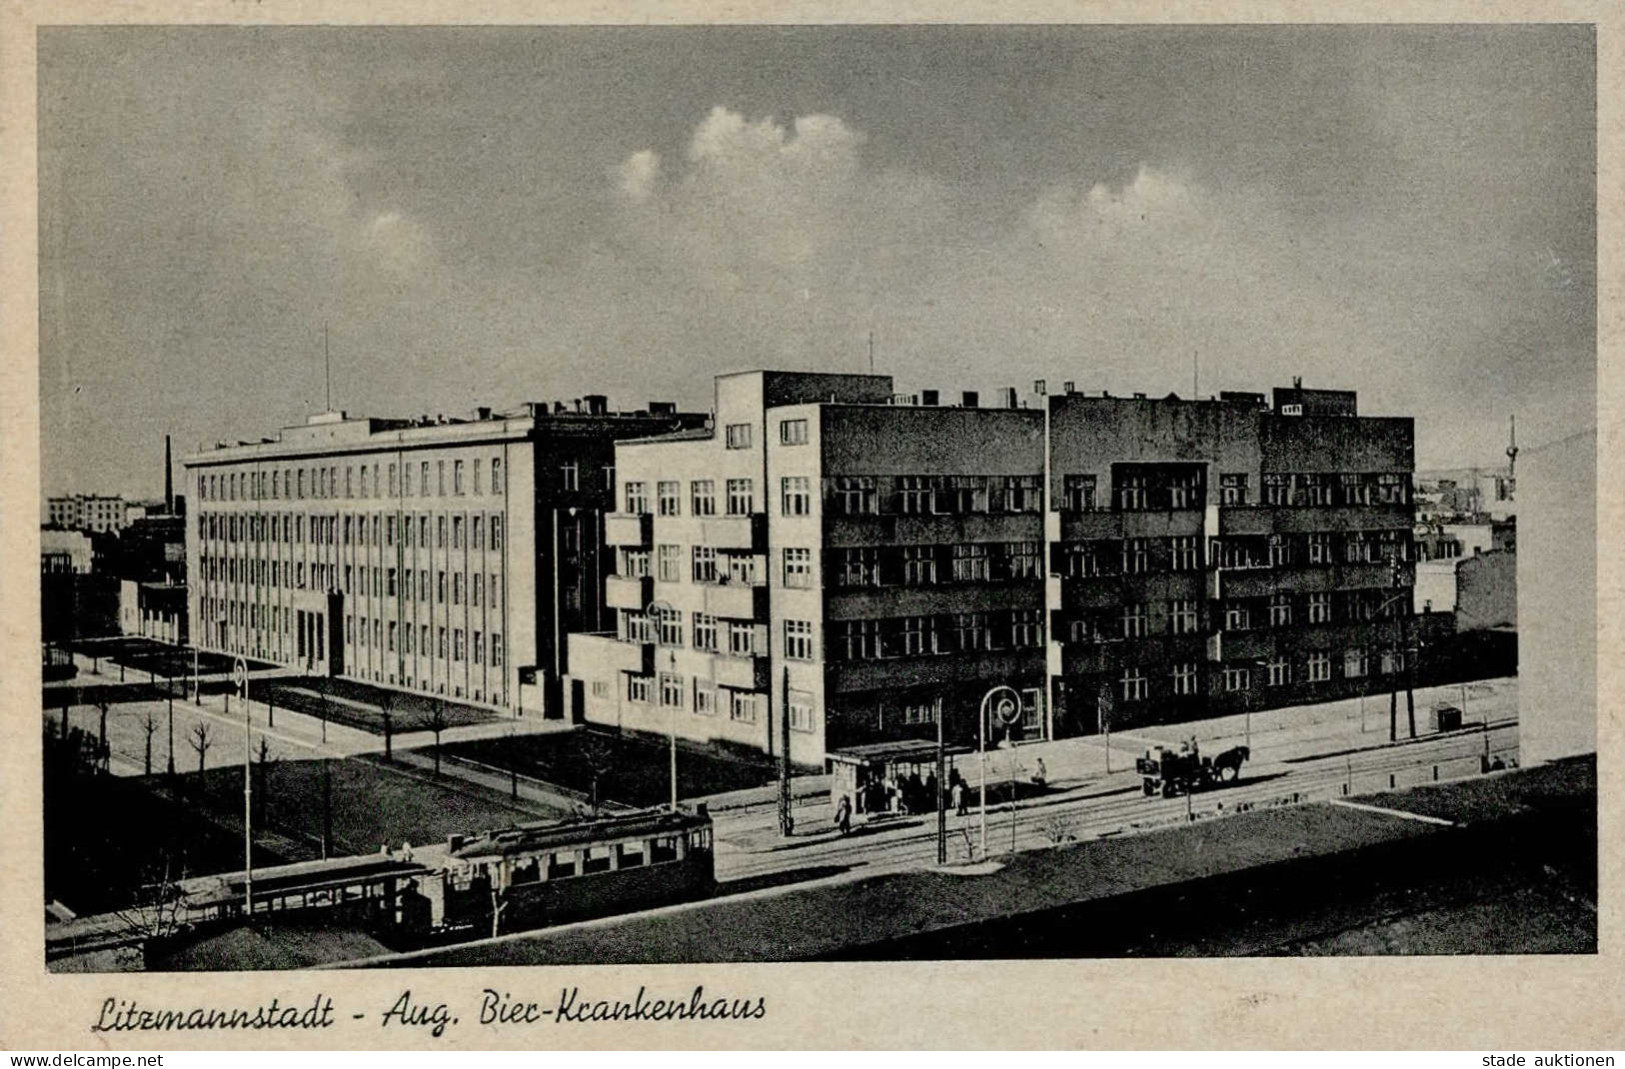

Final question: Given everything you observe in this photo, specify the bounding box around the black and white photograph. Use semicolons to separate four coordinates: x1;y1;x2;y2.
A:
21;11;1603;1015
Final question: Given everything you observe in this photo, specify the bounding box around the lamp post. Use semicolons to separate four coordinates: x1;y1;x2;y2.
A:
978;684;1020;862
234;655;252;917
646;598;678;812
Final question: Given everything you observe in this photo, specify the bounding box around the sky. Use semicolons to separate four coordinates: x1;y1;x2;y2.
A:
38;25;1595;498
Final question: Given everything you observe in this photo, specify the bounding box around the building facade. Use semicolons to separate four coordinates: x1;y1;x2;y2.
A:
567;372;1437;763
46;494;129;534
183;401;703;714
1046;385;1437;735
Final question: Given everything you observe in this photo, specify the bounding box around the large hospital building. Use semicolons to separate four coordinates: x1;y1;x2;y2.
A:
182;400;704;715
566;371;1437;766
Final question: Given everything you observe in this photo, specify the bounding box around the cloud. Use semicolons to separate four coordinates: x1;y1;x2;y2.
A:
614;149;660;202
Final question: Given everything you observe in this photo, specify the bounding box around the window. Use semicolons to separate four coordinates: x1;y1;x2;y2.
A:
787;690;815;732
694;682;715;716
1308;532;1332;564
1266;657;1290;686
728;689;758;723
998;475;1041;513
838;547;880;587
691;480;716;516
900;697;938;725
472;515;484;549
1170;600;1198;634
657;544;682;583
491;457;502;495
655;606;683;646
834;618;881;661
1375;472;1409;505
782;547;812;588
1269;594;1293;627
900;616;936;656
1308;652;1331;682
453;573;464;605
1004;541;1042;580
691;613;718;652
725;479;754;515
1263;473;1289;506
1172;662;1199;696
725;551;758;586
624;482;648;515
781;476;811;516
561;461;579;492
1063;474;1097;512
1345;648;1367;678
1220;473;1248;506
472;631;483;664
1169;470;1202;509
1170;536;1199;572
779;418;808;445
784;619;814;660
1305;473;1332;506
725;423;752;449
1224;603;1251;631
1011;609;1042;647
1120;666;1147;702
897;475;933;514
691;546;717;583
657;481;681;516
490;516;502;549
1268;535;1290;567
453;516;465;549
626;674;652;703
1121;538;1149;575
1120;603;1148;639
1308;592;1332;624
726;620;756;657
660;673;684;707
954;613;987;653
1116;473;1147;510
903;545;937;585
1222;667;1251;692
832;476;877;515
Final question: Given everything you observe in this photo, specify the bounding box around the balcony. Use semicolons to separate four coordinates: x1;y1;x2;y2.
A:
1217;502;1412;536
1205;629;1278;663
568;632;656;677
697;578;768;622
604;512;653;547
712;652;770;692
604;574;654;611
699;513;768;552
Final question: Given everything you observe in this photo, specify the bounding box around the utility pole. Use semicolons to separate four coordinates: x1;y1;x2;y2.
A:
778;666;793;837
935;697;946;866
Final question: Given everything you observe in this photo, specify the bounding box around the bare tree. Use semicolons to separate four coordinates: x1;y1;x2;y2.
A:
254;735;275;828
429;699;448;777
379;692;394;761
575;731;616;817
113;856;189;970
488;872;510;940
189;721;213;774
141;707;159;776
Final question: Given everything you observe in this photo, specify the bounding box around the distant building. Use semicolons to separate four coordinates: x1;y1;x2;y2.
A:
1455;548;1516;632
1518;429;1595;765
46;494;128;534
40;528;95;574
183;401;704;715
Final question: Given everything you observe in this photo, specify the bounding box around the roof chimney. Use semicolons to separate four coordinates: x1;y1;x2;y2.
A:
961;391;979;408
920;389;940;407
583;394;608;415
1063;381;1076;395
163;435;173;514
997;386;1018;409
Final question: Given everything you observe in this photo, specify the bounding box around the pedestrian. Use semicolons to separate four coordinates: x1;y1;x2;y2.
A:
953;778;967;816
1032;757;1047;789
833;794;852;836
925;770;939;809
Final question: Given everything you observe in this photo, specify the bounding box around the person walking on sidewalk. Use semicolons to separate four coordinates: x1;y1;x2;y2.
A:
951;768;968;816
833;793;852;836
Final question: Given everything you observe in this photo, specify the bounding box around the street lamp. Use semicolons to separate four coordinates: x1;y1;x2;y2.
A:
977;684;1020;862
646;598;678;812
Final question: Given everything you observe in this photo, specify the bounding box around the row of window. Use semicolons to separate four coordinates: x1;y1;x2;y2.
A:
198;598;503;667
721;418;811;451
200;556;502;609
200;511;504;552
829;611;1045;662
621;542;1046;589
200;457;504;503
625;478;755;517
1057;530;1411;578
1109;648;1405;703
824;475;1043;517
1063;588;1406;644
608;671;810;730
1057;470;1412;512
